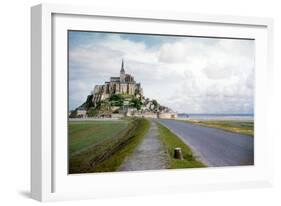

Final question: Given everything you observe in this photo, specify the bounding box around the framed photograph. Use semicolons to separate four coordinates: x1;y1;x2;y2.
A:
31;3;274;201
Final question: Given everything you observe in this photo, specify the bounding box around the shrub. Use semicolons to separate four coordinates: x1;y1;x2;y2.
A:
130;97;142;110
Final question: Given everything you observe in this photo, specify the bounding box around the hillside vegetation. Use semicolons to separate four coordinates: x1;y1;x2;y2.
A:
69;93;162;118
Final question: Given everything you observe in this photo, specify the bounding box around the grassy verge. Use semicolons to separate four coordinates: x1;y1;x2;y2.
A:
69;118;150;174
157;123;205;169
183;120;254;137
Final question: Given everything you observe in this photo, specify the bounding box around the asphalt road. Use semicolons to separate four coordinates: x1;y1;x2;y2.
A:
158;119;254;167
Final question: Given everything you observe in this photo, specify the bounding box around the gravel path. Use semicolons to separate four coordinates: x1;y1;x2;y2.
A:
158;119;254;167
118;120;169;171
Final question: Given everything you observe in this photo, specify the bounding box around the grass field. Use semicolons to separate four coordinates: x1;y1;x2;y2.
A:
157;123;205;169
69;120;130;155
184;120;254;137
69;118;150;174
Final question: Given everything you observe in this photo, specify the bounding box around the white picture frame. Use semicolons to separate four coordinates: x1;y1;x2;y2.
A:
31;3;274;202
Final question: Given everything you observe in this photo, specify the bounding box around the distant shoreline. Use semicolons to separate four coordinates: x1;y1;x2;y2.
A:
177;114;254;121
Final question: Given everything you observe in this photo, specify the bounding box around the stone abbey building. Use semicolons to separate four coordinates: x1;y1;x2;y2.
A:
92;60;143;106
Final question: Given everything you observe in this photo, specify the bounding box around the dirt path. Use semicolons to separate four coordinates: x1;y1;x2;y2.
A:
118;120;169;171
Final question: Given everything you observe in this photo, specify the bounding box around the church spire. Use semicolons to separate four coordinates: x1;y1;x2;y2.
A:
120;59;125;73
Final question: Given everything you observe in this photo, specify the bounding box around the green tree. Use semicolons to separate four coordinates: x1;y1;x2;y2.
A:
87;107;98;117
151;99;160;111
109;94;124;106
80;94;94;110
130;97;142;110
69;110;77;118
152;99;158;106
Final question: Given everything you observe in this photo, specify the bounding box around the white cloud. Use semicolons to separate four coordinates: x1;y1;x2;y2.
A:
69;33;254;114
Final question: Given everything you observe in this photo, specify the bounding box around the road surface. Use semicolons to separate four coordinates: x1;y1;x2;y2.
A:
118;120;169;171
158;119;254;167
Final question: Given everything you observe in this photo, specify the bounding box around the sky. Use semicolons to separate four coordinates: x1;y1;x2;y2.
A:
68;31;255;114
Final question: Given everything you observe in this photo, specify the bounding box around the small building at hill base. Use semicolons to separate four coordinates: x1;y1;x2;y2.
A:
76;109;87;118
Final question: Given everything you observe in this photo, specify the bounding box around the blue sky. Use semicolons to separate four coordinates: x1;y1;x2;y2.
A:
68;31;255;114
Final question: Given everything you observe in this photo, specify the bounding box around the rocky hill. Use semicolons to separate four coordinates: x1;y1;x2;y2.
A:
69;93;172;118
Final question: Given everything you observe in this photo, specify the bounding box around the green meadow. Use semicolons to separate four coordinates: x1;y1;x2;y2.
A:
69;120;130;155
184;120;254;137
68;118;149;174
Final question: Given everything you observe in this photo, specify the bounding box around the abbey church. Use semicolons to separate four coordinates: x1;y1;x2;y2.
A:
92;60;143;106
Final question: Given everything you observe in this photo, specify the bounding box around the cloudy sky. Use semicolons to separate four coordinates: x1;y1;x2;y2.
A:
68;31;255;114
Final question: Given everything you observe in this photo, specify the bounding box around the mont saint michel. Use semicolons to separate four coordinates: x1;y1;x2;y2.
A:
69;59;177;119
68;31;254;174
